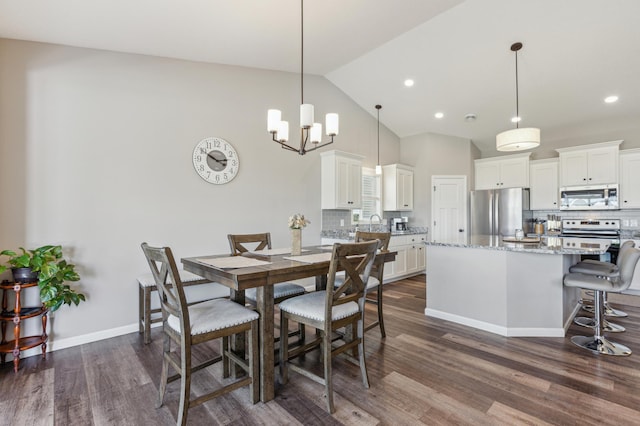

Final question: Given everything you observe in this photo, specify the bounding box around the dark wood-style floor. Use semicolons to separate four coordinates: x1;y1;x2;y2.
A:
3;274;640;425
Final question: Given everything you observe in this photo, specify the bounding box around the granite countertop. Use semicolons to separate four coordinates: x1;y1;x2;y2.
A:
425;235;608;255
321;227;428;240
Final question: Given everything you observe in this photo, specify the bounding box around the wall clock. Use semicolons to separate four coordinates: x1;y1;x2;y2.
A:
192;137;239;184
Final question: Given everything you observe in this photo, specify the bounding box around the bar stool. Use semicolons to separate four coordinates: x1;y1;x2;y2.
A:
563;246;640;356
569;241;636;331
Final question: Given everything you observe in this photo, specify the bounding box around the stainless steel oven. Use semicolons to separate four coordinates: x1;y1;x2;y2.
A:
560;219;621;262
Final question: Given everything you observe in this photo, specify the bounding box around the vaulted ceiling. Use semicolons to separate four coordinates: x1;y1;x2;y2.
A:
1;0;638;153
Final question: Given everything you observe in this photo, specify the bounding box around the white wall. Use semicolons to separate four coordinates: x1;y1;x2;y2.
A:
399;132;477;230
0;39;400;349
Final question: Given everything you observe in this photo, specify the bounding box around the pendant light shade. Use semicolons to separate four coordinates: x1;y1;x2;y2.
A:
496;42;540;152
496;127;540;151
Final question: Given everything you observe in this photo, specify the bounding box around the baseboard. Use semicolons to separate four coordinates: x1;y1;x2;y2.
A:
6;322;147;362
424;308;565;337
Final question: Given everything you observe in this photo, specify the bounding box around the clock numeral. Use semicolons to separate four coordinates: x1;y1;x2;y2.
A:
227;151;234;158
231;159;237;167
199;165;205;172
199;147;207;155
214;139;221;148
215;174;220;182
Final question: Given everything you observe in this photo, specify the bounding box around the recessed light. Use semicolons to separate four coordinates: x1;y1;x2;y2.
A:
604;95;619;103
464;113;477;122
511;116;521;123
434;112;444;119
404;79;414;87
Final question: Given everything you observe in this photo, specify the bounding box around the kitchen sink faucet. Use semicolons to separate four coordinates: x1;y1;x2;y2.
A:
369;214;382;232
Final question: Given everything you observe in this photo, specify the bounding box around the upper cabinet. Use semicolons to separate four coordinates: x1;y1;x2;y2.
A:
321;150;364;209
529;159;559;210
383;164;414;211
620;148;640;209
474;152;530;190
556;140;622;187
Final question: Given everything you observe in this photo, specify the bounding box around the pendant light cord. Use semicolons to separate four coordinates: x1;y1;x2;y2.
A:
514;47;519;129
300;0;304;105
376;104;382;165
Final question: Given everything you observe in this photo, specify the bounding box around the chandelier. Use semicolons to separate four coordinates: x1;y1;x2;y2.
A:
496;42;540;152
266;0;338;155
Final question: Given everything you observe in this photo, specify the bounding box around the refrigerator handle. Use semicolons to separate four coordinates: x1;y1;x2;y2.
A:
488;191;494;235
494;190;499;236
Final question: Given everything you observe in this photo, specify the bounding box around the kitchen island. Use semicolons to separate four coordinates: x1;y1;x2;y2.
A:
425;236;608;337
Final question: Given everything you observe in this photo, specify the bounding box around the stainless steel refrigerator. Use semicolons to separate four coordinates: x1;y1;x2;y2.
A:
469;187;531;238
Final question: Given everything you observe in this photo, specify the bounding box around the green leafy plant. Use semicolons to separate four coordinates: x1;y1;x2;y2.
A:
0;245;85;312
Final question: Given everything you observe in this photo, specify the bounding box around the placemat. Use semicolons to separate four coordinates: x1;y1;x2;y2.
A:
283;252;333;264
196;257;272;269
249;247;309;256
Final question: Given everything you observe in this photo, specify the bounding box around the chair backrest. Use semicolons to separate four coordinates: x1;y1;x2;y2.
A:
616;240;636;265
615;246;640;291
355;231;391;282
325;240;380;325
355;231;391;251
228;233;272;255
140;242;190;334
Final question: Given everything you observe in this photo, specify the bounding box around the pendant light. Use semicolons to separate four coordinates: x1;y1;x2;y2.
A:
375;104;382;175
266;0;338;155
496;42;540;151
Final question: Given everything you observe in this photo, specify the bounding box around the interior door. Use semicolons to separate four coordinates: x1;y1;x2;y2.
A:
431;176;468;243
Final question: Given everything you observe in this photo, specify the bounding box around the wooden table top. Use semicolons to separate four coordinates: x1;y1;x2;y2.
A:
181;245;396;290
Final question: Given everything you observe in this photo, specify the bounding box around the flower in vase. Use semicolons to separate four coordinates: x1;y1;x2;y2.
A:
288;213;310;230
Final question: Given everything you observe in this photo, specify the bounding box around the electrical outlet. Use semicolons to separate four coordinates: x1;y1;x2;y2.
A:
340;219;344;227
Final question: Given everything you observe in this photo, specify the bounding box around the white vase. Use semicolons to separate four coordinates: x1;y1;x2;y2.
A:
291;228;302;255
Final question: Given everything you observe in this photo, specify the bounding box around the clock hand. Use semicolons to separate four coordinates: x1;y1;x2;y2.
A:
207;153;227;165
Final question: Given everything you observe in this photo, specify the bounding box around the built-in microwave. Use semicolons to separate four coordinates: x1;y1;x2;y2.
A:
559;184;619;210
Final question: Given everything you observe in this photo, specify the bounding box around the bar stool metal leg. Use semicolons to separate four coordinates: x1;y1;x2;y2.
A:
581;292;628;317
571;290;631;356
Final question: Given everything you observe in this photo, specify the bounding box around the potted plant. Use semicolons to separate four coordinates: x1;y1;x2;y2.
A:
0;245;85;311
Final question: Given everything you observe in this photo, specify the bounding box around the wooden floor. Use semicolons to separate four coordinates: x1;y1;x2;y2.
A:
3;274;640;425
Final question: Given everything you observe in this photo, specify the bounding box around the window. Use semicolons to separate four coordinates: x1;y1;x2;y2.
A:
352;168;381;224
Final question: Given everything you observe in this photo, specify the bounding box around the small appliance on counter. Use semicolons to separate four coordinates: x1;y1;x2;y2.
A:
391;217;408;232
546;214;562;234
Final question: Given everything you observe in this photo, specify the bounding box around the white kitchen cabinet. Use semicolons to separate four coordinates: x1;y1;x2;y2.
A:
384;234;427;281
382;164;414;211
621;239;640;296
320;150;364;209
620;149;640;209
556;140;622;187
474;153;530;190
529;159;559;210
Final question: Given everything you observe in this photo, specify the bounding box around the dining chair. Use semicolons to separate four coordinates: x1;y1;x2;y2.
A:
227;232;307;342
141;243;259;426
279;239;380;413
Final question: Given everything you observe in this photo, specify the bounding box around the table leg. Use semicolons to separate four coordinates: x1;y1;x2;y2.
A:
256;284;275;402
230;289;246;378
315;274;327;291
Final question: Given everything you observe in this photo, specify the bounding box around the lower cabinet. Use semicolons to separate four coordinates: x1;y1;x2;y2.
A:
321;234;427;282
384;234;427;282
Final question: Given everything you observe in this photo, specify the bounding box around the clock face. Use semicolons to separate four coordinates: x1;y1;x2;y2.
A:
192;137;239;184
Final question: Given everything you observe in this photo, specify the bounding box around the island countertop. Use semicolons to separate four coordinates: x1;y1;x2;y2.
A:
425;235;608;255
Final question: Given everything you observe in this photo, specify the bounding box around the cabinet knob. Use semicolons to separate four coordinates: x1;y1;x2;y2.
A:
583;178;587;181
459;229;465;232
624;200;628;203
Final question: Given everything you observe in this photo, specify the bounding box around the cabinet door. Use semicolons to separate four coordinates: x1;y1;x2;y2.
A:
530;161;559;210
393;246;407;277
417;245;426;271
348;161;362;208
500;157;529;188
621;153;640;208
399;169;413;210
335;157;352;209
406;245;418;273
475;161;501;189
560;151;588;186
587;147;617;184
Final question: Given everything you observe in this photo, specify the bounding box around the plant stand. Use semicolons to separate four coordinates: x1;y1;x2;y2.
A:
0;280;48;372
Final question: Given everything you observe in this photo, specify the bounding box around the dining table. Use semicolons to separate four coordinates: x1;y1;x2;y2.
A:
181;244;396;402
